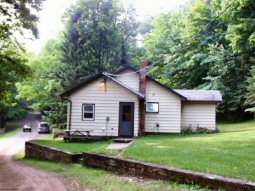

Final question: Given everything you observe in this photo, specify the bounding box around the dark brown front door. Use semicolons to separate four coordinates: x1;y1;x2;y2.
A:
119;102;134;137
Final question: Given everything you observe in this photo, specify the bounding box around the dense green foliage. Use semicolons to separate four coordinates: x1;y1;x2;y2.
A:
16;0;140;127
0;0;44;38
60;0;139;87
246;66;255;112
16;40;66;126
143;0;255;119
2;0;255;127
0;0;44;127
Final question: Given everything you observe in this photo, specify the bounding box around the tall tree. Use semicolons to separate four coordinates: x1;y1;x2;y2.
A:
246;66;255;113
16;0;140;128
16;39;66;127
0;0;44;127
59;0;139;87
142;0;255;119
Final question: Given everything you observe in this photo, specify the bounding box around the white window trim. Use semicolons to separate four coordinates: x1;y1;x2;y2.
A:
82;103;95;121
146;102;159;113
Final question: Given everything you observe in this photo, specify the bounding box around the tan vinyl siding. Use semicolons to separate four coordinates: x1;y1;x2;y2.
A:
115;69;140;91
68;77;139;137
145;80;181;133
181;102;216;130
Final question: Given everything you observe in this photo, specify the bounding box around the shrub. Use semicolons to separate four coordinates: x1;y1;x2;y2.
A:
181;127;217;135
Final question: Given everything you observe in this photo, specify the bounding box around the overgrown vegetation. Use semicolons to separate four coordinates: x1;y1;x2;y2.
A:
143;0;255;120
0;0;45;127
181;127;218;135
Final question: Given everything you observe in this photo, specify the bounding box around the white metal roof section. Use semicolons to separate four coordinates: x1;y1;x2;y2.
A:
174;89;222;102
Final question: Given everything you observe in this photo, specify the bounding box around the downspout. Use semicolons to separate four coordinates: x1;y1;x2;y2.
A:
61;96;72;130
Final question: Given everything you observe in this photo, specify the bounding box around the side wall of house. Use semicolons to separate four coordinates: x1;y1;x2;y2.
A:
115;69;140;91
181;102;216;130
67;102;70;129
145;80;182;133
68;77;139;137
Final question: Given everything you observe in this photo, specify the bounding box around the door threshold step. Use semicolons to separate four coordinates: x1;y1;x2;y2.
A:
114;138;133;143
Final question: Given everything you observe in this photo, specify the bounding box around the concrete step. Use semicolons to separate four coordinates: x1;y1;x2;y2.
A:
114;138;133;143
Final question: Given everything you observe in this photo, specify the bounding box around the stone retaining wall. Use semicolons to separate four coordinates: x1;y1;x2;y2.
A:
25;141;82;163
83;152;255;191
24;142;255;190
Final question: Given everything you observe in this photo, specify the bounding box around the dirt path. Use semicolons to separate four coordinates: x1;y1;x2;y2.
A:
0;113;69;191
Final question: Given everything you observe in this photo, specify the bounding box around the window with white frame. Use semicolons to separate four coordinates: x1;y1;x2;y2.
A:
146;102;159;113
82;104;95;120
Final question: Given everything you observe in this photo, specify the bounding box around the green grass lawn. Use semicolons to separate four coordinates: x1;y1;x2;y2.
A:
32;120;255;182
122;120;255;181
20;158;208;191
0;128;20;139
32;138;112;153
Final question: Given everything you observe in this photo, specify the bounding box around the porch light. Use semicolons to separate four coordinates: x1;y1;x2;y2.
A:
99;78;107;90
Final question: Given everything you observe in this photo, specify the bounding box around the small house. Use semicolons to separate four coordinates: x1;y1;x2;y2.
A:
60;61;222;137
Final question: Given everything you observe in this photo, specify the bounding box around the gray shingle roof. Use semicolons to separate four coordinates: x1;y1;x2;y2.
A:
174;90;222;102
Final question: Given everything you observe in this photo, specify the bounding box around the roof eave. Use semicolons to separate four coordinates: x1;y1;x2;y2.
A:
182;100;223;103
60;73;103;97
113;65;137;74
60;72;145;99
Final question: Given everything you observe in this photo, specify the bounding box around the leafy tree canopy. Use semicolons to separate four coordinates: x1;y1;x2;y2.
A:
0;0;44;126
59;0;139;87
143;0;255;119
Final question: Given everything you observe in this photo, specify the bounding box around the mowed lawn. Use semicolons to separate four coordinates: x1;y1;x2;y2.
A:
0;122;21;140
122;120;255;181
32;120;255;182
32;139;111;153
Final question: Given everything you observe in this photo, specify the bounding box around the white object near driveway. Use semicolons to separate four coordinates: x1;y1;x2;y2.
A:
23;124;32;132
60;61;222;137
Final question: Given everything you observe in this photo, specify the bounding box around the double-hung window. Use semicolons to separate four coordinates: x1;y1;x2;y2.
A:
82;104;95;120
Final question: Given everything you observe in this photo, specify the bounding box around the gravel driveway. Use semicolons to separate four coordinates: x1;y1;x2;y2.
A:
0;113;68;191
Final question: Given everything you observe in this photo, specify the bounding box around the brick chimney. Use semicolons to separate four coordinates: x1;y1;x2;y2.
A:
139;60;147;95
139;60;147;134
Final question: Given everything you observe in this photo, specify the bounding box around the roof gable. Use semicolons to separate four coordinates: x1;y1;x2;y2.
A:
146;76;187;100
113;65;137;74
60;73;144;99
60;73;103;97
104;73;144;98
112;65;187;100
